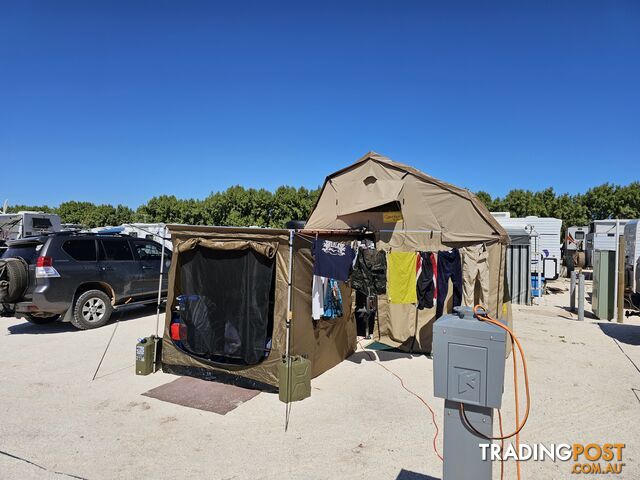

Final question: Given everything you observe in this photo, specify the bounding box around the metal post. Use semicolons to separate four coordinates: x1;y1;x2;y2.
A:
285;230;294;360
155;225;167;337
570;270;577;312
617;235;625;323
578;272;585;321
613;220;620;321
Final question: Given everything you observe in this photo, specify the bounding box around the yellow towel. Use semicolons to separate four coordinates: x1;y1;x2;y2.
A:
387;252;418;304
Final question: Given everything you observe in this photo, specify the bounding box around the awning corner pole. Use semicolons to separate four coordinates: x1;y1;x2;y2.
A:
613;219;620;322
284;229;295;432
155;225;167;337
285;229;294;362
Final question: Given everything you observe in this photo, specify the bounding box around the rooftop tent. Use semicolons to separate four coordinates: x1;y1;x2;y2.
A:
306;151;510;352
161;225;357;390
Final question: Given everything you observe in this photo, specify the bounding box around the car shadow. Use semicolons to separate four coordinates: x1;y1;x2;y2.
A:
6;304;160;335
598;322;640;346
396;469;439;480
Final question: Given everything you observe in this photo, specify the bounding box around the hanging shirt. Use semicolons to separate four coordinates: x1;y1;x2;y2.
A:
313;239;355;282
312;275;328;320
323;279;343;319
387;251;418;304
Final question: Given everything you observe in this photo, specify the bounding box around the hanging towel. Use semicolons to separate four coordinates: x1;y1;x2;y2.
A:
312;275;328;320
313;239;355;281
323;279;343;319
387;252;418;304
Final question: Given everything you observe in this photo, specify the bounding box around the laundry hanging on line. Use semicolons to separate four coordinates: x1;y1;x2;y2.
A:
312;239;356;282
349;249;387;296
312;275;328;320
387;251;418;304
416;251;437;310
436;249;463;318
461;244;490;308
323;279;343;319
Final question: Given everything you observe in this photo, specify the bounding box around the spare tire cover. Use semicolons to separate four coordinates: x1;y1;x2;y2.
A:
0;258;29;303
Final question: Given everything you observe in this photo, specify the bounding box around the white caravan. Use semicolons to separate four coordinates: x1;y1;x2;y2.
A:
491;213;562;280
0;211;62;248
585;219;631;267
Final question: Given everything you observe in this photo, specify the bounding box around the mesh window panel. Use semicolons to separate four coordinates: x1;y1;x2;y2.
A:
179;246;275;365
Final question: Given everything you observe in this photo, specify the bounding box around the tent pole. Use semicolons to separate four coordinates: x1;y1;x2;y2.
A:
285;230;294;359
284;230;295;431
155;225;167;337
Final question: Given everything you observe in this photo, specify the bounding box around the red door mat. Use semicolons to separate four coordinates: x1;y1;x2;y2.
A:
142;377;260;415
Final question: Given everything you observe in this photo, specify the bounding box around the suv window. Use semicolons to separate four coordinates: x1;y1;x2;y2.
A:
62;239;97;261
99;239;134;261
1;244;40;264
133;241;163;260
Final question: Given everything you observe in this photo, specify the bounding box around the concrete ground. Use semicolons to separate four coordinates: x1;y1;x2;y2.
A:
1;283;639;480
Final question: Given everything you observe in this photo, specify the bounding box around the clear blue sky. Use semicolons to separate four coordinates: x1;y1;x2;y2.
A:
1;1;638;208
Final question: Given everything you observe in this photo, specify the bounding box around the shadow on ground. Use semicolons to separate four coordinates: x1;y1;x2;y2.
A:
6;304;159;335
598;322;640;346
347;350;426;364
396;469;439;480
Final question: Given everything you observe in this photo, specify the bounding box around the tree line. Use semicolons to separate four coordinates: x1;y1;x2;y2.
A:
7;181;640;230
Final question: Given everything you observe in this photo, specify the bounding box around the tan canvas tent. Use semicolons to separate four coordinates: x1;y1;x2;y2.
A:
305;151;510;352
161;152;510;390
161;225;358;390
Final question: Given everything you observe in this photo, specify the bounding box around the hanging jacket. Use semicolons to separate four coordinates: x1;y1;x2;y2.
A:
349;249;387;295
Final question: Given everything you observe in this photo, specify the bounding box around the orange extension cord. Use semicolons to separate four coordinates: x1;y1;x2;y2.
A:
457;305;531;480
357;340;444;462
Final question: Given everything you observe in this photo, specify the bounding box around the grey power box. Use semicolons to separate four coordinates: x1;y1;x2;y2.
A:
433;306;508;480
433;306;507;408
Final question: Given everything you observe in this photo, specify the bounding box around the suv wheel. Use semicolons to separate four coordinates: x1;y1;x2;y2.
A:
25;314;60;325
71;290;113;329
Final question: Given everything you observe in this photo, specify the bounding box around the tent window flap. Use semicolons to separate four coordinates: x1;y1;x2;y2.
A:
336;179;404;216
177;246;275;365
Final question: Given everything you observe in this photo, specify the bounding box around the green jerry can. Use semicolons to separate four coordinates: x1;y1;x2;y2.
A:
136;335;161;375
278;355;311;403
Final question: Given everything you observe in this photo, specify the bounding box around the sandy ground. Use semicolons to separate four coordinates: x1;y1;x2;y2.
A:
1;282;639;480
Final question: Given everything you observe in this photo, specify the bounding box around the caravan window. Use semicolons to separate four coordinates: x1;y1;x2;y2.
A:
175;246;275;365
32;218;52;229
574;231;585;240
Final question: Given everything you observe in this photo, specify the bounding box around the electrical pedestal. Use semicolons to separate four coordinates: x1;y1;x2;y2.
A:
433;306;507;480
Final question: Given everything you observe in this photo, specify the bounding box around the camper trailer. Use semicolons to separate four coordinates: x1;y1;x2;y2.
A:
491;213;562;280
93;223;171;250
0;211;62;251
624;220;640;293
585;219;630;268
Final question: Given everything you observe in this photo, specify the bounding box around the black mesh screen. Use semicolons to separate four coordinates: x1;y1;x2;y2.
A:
178;246;275;365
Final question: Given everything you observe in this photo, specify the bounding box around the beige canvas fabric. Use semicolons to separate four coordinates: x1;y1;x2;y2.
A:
306;152;510;353
462;244;491;307
161;225;356;389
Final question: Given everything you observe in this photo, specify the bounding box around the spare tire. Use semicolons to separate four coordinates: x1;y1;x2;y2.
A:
0;257;29;303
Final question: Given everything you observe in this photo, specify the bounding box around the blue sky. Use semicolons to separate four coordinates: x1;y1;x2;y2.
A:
1;1;638;208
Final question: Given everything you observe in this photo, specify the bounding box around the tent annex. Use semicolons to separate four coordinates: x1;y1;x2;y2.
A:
161;225;359;391
305;151;510;352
